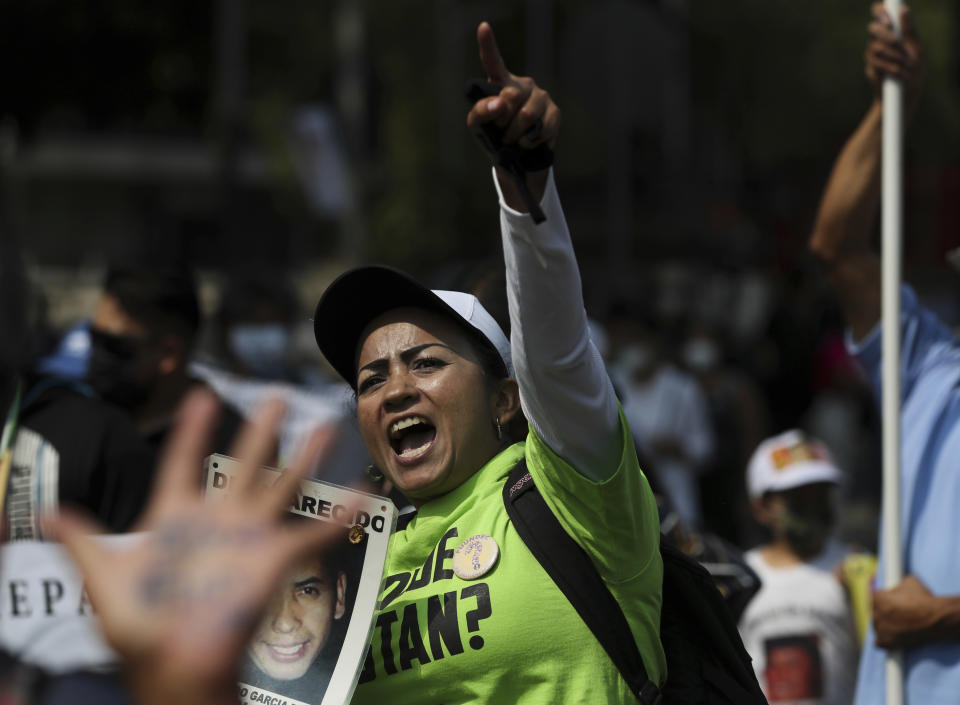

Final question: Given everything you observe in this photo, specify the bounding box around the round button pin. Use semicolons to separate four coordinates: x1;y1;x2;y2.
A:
348;524;366;544
453;534;499;580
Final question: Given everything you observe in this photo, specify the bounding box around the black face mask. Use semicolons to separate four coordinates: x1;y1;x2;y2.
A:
780;498;834;558
87;328;152;410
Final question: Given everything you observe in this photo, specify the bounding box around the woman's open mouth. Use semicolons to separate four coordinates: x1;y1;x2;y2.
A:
265;641;309;662
389;415;437;463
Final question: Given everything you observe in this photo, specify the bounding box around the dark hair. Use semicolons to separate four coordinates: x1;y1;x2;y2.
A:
453;263;527;441
465;334;527;444
103;266;200;347
470;332;509;382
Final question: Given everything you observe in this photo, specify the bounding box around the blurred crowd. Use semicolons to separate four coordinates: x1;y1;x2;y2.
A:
11;243;885;548
0;160;886;705
2;3;959;705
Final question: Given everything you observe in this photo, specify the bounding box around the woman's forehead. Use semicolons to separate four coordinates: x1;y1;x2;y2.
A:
357;308;470;361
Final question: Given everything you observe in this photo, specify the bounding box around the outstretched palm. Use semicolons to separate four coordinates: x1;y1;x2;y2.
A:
49;392;343;705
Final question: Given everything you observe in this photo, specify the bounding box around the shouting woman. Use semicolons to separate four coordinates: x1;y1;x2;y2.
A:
312;22;664;704
49;22;665;705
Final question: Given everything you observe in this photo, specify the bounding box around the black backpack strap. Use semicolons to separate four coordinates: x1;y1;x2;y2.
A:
658;539;768;704
503;460;662;705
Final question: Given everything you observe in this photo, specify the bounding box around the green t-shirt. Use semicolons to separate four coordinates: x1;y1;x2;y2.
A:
351;409;664;704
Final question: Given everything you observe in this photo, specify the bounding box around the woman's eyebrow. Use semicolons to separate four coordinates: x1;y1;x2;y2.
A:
358;343;454;375
399;342;454;362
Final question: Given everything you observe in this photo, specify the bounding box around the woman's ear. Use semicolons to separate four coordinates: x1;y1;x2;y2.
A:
491;378;521;424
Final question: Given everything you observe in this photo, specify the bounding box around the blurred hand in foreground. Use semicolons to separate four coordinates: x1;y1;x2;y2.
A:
47;391;341;705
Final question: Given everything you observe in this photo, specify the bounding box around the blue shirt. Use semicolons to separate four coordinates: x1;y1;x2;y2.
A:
849;285;960;705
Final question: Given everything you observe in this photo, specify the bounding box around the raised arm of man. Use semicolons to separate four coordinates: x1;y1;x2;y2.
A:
810;2;960;660
808;2;923;341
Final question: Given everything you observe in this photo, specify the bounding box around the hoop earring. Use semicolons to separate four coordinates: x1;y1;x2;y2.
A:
365;464;384;482
495;416;503;441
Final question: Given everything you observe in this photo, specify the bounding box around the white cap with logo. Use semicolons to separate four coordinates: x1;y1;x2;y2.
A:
746;429;842;499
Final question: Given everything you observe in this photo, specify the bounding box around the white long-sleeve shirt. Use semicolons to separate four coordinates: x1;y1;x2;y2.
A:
494;169;622;481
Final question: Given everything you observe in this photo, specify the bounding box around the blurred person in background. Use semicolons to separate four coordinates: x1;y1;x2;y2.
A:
606;312;762;623
738;430;859;705
1;232;152;705
210;271;304;385
803;329;881;550
193;270;370;485
809;6;960;703
609;309;715;529
2;247;153;538
682;319;770;545
88;266;243;467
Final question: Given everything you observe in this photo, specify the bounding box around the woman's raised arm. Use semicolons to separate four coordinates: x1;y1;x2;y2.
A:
466;23;621;480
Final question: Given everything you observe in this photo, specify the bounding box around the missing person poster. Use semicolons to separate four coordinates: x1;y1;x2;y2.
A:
205;454;396;705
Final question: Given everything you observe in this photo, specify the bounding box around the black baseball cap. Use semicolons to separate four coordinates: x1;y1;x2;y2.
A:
313;265;512;388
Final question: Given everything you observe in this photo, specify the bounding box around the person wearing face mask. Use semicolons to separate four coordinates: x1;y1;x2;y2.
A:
1;246;154;538
1;232;156;705
211;272;302;383
191;271;372;481
88;266;243;468
737;430;859;705
682;324;770;545
612;321;716;530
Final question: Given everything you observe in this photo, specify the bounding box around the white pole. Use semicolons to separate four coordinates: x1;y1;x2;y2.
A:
881;0;905;704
